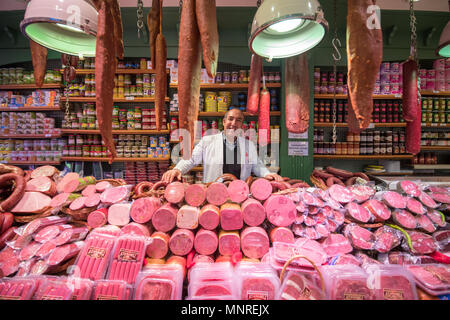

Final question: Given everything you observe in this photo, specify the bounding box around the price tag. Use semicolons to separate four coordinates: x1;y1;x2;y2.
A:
368;123;375;129
394;94;402;98
440;123;447;127
125;96;134;101
431;123;438;127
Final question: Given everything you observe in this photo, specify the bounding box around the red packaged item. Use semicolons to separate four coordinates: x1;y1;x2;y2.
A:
134;264;184;300
92;280;131;300
16;216;71;237
0;277;37;300
33;277;73;300
278;270;325;300
65;278;94;300
406;264;450;296
236;262;280;300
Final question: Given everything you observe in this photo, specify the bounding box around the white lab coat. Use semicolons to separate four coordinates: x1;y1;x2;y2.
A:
174;133;271;183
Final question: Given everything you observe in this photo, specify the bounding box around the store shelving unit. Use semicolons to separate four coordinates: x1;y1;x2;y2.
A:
61;156;170;162
313;155;413;160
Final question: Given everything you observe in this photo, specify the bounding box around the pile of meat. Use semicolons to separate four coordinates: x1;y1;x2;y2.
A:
312;166;371;188
0;165;449;300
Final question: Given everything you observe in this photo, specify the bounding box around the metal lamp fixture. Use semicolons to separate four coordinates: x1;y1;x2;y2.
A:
249;0;328;59
436;21;450;57
20;0;98;58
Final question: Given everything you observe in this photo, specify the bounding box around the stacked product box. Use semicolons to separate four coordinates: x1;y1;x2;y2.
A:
0;90;60;107
419;59;450;92
0;138;62;162
1;112;61;136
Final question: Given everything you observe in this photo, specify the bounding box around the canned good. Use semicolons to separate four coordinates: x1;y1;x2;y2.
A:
215;72;222;83
231;71;239;84
223;72;231;83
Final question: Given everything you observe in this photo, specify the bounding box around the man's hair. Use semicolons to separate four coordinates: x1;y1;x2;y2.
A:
223;107;244;121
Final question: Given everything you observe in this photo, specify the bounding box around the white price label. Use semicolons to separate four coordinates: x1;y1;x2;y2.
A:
125;96;134;101
368;123;375;129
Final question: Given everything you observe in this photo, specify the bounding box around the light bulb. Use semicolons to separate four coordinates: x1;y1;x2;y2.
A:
267;18;304;33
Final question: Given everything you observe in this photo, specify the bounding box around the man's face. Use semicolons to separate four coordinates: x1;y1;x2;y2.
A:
223;109;244;136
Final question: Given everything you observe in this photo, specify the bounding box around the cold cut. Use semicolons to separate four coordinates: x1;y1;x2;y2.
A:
0;173;26;212
147;0;161;70
29;39;47;88
402;59;420;122
258;88;270;146
220;203;243;231
246;54;262;115
155;0;167;132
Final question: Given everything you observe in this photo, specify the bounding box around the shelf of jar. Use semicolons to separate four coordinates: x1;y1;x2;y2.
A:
421;123;450;128
63;97;169;103
420;91;450;97
314;154;413;160
314;122;406;128
169;111;281;117
412;164;450;170
59;68;169;75
169;83;282;89
61;156;171;162
420;146;450;151
61;129;170;135
0;160;61;165
314;94;402;99
0;134;62;139
0;106;61;112
0;83;64;90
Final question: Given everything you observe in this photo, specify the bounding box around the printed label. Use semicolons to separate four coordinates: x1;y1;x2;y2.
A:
96;295;118;300
383;289;404;300
87;246;106;259
0;295;21;300
41;295;64;300
344;293;365;300
118;248;139;262
247;291;269;300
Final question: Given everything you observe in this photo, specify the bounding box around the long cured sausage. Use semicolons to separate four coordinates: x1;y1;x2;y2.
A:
346;0;382;132
178;0;202;154
402;59;419;122
155;0;167;131
285;53;309;133
0;173;26;212
195;0;219;78
258;87;270;146
246;54;262;116
95;0;117;162
406;107;421;154
111;0;124;60
29;40;47;88
147;0;161;70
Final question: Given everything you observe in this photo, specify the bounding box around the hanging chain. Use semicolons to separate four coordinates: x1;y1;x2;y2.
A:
331;0;341;145
64;56;71;119
409;0;421;106
137;0;145;38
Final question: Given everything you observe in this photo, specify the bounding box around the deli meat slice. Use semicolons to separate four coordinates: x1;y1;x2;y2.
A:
227;180;249;204
398;180;421;197
240;227;270;259
349;185;375;203
345;202;371;223
100;186;130;204
406;198;426;215
264;195;296;227
328;184;353;204
430;192;450;204
11;192;51;214
418;191;439;209
273;238;327;268
270;227;295;244
408;231;437;255
415;215;436;233
130;197;161;224
373;226;401;253
343;224;375;250
250;178;272;201
198;204;220;230
392;209;417;229
184;184;206;207
382;191;406;209
362;199;391;221
321;234;353;257
279;272;324;300
241;198;266;227
206;182;229;206
426;209;446;228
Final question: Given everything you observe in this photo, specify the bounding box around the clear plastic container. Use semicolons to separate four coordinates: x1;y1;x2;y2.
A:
277;270;325;300
406;264;450;296
320;265;375;300
272;240;327;268
236;262;280;300
134;264;184;300
32;276;73;300
0;277;37;300
188;262;234;283
92;280;132;300
365;264;418;300
65;277;94;300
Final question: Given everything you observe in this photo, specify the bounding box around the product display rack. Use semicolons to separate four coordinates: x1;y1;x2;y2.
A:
61;129;170;135
61;156;170;162
0;83;64;90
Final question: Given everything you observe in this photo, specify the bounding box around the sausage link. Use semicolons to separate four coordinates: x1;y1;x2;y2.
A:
147;0;161;70
196;0;219;78
325;166;354;179
345;176;358;186
353;172;370;181
0;174;26;212
29;39;48;88
326;176;345;187
246;54;262;115
155;2;167;132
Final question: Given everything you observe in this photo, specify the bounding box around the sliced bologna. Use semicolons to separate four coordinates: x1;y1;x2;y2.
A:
30;165;58;180
382;191;406;209
69;196;86;211
320;233;353;257
343;224;375;250
54;227;89;246
121;222;152;237
315;223;330;239
146;231;170;259
81;184;97;197
11;192;51;214
250;178;273;201
373;226;401;253
87;208;109;229
46;241;84;266
164;182;185;204
398;180;421;197
0;247;20;277
176;205;200;229
151;203;178;232
408;231;437;255
130;197;161;224
227;180;249;204
34;224;73;243
95;181;112;193
362;199;391;221
107;203;132;226
56;172;79;194
426;209;446;228
25;177;56;197
84;193;101;208
198;204;220;230
219;203;243;231
406;197;426;215
327;184;353;204
218;230;240;256
349;185;375;203
19;241;43;261
240;227;269;259
264;195;296;227
194;229;218;256
241;198;266;227
169;229;194;256
415;215;436;233
206;182;229;206
430;192;450;204
392;209;417;230
269;227;294;244
345;202;371;223
50;193;77;209
100;185;130;205
418;191;438;209
184;184;206;207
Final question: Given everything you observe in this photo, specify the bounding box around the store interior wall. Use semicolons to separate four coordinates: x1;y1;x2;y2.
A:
0;5;448;179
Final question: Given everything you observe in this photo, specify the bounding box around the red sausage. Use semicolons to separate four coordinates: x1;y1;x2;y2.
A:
402;59;420;122
155;1;167;132
246;54;262;115
196;0;219;78
0;173;26;212
258;88;270;146
0;212;14;234
29;39;48;88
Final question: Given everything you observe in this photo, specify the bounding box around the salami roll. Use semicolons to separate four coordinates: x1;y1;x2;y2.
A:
194;229;218;256
258;88;271;146
29;39;48;88
169;229;194;256
130;196;161;224
154;3;167;132
198;204;220;230
184;184;207;207
147;231;170;259
246;54;262;115
0;173;26;212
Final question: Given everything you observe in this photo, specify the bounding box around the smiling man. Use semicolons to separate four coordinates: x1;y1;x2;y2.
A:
162;108;282;183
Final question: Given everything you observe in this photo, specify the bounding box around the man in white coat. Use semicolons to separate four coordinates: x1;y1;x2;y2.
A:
162;108;283;183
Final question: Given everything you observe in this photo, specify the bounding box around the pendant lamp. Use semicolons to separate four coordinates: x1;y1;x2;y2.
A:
249;0;328;60
436;21;450;58
20;0;98;58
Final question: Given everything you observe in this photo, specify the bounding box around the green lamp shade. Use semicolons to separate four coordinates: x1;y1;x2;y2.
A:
436;22;450;58
24;22;96;57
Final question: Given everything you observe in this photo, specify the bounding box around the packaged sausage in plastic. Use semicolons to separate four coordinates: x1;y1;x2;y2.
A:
364;264;418;300
0;277;37;300
0;246;20;277
406;264;450;296
15;215;71;237
272;240;328;269
65;277;94;300
71;232;116;280
235;262;280;300
106;234;149;284
32;276;74;300
320;264;375;300
278;270;325;300
134;264;184;300
92;279;132;300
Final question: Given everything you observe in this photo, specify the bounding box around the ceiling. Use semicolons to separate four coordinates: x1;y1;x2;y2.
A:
3;0;450;11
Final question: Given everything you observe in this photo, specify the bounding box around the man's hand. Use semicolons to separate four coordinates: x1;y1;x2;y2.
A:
264;173;283;182
161;169;182;183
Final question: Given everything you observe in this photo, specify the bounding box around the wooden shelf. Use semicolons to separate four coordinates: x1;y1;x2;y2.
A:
0;134;62;139
314;94;402;100
314;154;413;160
420;146;450;151
421;123;449;128
169;111;281;117
61;129;170;135
2;161;61;165
59;68;169;75
0;83;63;90
368;171;415;176
420;91;450;97
0;106;61;112
169;83;282;89
413;164;450;170
61;156;171;162
169;165;203;172
64;97;169;103
314;122;406;128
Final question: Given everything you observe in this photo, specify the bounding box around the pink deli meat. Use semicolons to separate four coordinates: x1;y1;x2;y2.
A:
240;227;270;259
392;209;417;229
164;182;185;204
206;182;229;206
406;198;426;215
100;186;130;204
362;199;391;221
343;224;375;250
87;208;109;228
241;198;266;227
151;203;178;232
270;227;295;244
198;204;220;230
177;205;200;229
169;229;194;256
130;197;161;224
11;192;51;214
321;234;353;257
382;191;406;209
194;229;219;256
121;222;152;237
107;203;132;226
146;232;170;259
227;180;249;203
218;231;241;256
418;191;438;209
399;180;421;197
345;202;371;223
184;184;206;207
264;195;296;227
250;178;272;201
220;203;243;231
328;184;353;204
